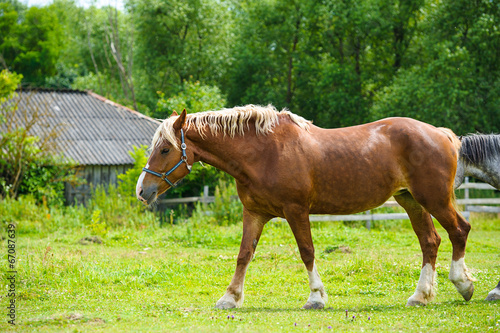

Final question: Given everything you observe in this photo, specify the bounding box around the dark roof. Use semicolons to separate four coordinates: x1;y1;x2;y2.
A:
7;89;160;165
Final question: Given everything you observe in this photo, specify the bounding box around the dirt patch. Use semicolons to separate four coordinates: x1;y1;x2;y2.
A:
79;236;103;245
324;245;352;254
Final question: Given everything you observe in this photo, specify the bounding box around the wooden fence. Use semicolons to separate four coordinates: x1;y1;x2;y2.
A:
158;177;500;228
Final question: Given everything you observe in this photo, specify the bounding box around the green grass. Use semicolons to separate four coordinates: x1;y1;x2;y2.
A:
1;214;499;332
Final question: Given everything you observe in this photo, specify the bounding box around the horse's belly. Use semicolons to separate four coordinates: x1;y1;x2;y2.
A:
309;191;396;215
308;171;405;215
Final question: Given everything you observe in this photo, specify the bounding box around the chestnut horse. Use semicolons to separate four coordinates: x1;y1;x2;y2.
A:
136;105;474;309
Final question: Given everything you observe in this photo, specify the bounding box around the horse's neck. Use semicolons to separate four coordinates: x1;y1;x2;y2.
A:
188;130;261;183
457;157;500;190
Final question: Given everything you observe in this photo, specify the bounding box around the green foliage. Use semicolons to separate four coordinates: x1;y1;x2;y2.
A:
0;120;77;206
72;72;107;94
0;69;22;100
17;153;77;207
296;61;368;128
86;184;158;230
371;0;500;133
171;163;225;198
5;4;63;86
189;178;243;226
0;183;159;237
6;0;500;133
131;0;234;111
155;80;227;118
0;3;21;70
44;62;79;89
87;209;108;237
117;145;148;200
0;69;22;123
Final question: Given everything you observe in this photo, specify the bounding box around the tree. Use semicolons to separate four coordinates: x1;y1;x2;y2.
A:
0;70;81;205
7;5;63;86
371;0;500;133
130;0;234;110
156;79;226;118
0;2;20;70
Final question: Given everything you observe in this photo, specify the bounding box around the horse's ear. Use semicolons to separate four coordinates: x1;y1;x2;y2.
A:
173;109;187;131
170;110;179;117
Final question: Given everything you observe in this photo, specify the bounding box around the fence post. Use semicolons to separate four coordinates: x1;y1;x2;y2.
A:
464;177;470;222
203;185;209;207
365;210;371;230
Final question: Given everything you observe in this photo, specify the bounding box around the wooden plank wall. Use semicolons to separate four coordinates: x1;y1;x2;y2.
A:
65;164;132;205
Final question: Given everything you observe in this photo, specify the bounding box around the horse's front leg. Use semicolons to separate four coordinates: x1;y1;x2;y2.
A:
215;208;269;309
285;206;328;309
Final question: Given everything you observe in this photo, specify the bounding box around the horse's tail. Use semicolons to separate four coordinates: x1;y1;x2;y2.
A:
438;127;462;152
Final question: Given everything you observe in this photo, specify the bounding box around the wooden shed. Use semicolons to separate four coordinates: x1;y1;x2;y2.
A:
13;89;159;204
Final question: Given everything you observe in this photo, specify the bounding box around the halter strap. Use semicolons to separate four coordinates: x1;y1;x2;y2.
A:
142;129;192;187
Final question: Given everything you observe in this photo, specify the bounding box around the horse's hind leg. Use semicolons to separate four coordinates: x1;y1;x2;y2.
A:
215;208;269;309
284;205;327;309
486;281;500;301
414;196;474;301
394;191;441;306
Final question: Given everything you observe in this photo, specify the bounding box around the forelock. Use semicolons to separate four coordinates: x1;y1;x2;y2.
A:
151;116;180;150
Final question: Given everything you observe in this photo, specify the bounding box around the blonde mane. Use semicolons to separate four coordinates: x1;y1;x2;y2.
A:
151;104;312;150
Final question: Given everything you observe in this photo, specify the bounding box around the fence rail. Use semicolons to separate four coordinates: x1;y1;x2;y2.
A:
158;178;500;227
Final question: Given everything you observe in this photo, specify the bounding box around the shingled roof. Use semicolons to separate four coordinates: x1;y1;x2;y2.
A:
8;89;160;165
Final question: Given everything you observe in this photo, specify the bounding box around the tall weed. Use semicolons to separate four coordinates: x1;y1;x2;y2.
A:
0;184;159;236
189;178;243;226
83;184;158;231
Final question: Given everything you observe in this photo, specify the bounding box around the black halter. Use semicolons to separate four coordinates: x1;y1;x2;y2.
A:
142;129;192;187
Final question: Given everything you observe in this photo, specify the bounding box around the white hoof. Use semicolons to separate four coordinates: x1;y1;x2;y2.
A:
449;259;475;301
215;292;243;309
407;263;436;306
303;286;327;310
454;280;474;301
406;293;428;306
304;263;327;310
302;300;325;309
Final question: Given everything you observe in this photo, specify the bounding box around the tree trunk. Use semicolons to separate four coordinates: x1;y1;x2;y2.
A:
86;19;103;95
286;13;301;105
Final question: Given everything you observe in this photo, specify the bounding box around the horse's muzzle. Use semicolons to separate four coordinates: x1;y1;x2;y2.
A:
136;174;158;205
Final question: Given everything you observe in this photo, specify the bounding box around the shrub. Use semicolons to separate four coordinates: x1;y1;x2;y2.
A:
117;145;148;201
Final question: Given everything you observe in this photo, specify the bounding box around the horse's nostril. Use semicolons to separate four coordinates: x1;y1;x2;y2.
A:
139;189;144;197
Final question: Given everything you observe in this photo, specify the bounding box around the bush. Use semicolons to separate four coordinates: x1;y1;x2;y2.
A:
117;145;148;201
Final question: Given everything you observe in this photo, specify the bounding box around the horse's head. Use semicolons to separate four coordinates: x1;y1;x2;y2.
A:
136;109;192;205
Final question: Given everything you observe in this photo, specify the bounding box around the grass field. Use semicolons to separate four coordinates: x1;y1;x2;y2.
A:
1;213;499;332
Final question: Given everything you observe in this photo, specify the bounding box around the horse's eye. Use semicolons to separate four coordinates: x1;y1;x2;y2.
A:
161;148;170;155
